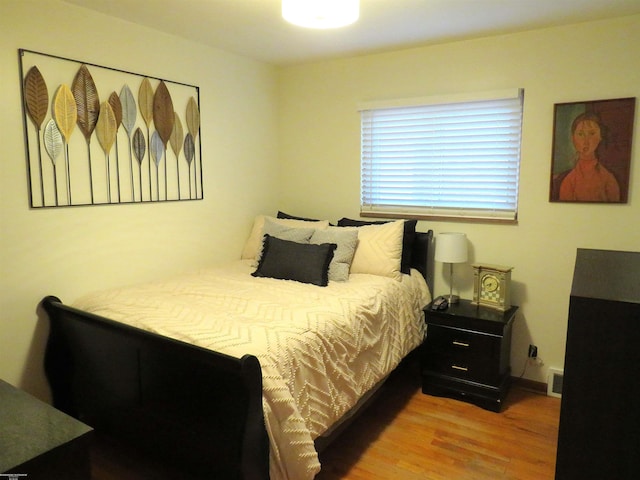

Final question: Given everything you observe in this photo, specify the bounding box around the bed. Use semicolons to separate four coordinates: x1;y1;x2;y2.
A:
42;216;433;480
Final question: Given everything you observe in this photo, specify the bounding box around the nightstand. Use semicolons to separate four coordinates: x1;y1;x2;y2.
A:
421;299;517;412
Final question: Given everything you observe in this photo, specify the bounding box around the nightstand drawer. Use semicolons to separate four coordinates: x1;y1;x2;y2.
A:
426;324;498;357
423;352;496;384
423;324;500;384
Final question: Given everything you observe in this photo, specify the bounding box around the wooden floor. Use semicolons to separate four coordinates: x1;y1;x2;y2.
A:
91;358;560;479
316;359;560;480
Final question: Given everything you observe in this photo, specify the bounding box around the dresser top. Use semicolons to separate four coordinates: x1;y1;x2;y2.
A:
572;248;640;304
0;379;92;472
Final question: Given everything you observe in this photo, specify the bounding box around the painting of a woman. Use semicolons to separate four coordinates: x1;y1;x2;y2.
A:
550;98;635;203
558;113;620;201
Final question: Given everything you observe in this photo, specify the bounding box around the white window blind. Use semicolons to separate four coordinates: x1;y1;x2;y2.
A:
360;89;524;221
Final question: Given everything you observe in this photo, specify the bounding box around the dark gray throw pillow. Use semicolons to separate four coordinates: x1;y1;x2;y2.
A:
252;235;336;286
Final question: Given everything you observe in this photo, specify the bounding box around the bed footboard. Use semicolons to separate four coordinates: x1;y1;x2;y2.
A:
42;296;269;480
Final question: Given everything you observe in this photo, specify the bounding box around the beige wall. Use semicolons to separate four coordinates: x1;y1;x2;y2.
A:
0;0;279;397
278;15;640;384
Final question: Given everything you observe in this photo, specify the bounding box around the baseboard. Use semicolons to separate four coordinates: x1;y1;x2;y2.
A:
511;376;547;394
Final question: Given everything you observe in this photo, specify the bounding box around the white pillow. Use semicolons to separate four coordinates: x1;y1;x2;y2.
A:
310;227;358;282
241;215;329;260
348;220;404;281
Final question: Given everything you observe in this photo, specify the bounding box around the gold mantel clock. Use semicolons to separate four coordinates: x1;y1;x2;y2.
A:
472;264;513;311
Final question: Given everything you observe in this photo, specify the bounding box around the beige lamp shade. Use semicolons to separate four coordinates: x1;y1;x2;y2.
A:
435;232;468;264
435;232;468;304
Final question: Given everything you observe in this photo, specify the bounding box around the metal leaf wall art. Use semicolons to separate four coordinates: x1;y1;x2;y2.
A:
44;120;63;163
95;101;117;202
52;84;77;204
108;92;124;202
186;96;202;199
132;127;146;198
119;84;138;200
170;113;184;199
23;66;49;205
153;81;175;200
43;119;63;205
19;49;203;208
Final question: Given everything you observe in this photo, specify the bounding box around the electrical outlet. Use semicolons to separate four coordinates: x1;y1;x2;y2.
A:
527;344;543;367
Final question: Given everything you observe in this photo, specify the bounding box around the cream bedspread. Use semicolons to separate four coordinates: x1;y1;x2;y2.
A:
73;260;430;479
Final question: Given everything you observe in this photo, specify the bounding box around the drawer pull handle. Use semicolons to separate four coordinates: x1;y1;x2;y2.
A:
452;341;470;347
451;365;468;372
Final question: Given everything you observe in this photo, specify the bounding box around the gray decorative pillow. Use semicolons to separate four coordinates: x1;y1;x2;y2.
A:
254;218;316;264
310;227;358;282
252;235;336;286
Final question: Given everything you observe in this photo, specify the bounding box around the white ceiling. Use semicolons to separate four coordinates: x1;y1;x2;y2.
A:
62;0;640;66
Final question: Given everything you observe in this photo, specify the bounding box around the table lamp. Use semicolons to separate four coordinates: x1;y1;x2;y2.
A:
435;232;468;304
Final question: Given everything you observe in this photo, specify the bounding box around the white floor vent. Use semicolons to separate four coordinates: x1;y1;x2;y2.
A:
547;368;564;398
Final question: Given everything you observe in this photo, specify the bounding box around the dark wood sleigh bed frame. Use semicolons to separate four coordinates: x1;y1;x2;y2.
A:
41;230;433;480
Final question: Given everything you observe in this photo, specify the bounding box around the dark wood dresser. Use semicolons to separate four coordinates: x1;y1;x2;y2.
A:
421;299;517;412
0;379;93;479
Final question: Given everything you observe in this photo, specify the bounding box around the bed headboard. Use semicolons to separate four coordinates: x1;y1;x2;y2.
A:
411;230;434;293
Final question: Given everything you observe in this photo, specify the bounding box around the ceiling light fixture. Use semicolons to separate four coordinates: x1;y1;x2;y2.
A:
282;0;359;29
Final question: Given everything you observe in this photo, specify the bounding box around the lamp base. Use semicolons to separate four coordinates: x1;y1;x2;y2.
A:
446;294;460;304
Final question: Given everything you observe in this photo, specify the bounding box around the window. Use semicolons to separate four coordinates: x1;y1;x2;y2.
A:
360;89;524;222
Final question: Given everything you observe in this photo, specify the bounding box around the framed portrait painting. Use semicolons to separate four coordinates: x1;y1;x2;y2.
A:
550;97;635;203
